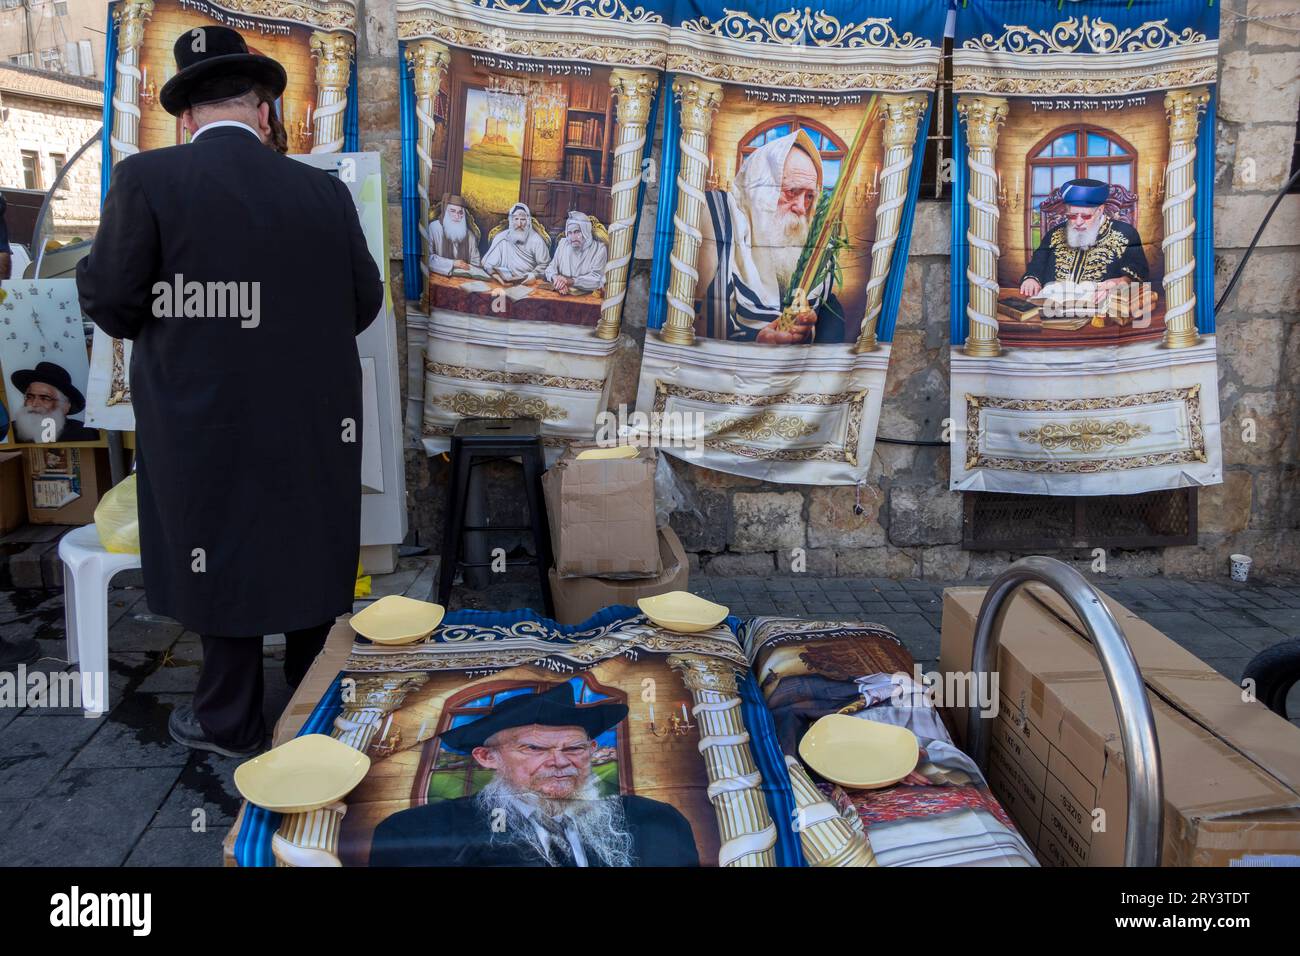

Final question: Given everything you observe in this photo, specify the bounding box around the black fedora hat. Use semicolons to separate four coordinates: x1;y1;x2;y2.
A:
439;682;628;752
159;25;287;117
11;361;85;414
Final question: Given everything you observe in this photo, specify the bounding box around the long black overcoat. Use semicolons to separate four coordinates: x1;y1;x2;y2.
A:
77;126;383;636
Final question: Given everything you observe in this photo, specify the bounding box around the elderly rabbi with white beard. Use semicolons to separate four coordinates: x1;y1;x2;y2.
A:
427;194;481;276
695;129;846;345
9;362;100;443
1019;178;1149;302
368;683;699;867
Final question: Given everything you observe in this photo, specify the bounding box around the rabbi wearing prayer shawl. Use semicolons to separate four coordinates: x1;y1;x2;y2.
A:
482;202;551;282
546;213;608;293
695;130;845;345
1019;178;1149;302
368;682;699;867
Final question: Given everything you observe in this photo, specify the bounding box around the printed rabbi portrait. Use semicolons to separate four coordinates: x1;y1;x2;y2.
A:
696;129;847;346
368;682;699;867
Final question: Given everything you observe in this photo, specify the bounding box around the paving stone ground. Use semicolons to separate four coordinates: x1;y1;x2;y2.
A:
2;553;1300;866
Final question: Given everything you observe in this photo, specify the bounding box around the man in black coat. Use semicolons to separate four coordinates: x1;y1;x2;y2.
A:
369;683;700;867
76;27;383;758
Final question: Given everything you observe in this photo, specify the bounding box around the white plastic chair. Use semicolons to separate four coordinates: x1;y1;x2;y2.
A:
58;524;141;717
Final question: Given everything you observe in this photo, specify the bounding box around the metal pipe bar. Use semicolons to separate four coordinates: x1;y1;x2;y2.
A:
965;555;1164;867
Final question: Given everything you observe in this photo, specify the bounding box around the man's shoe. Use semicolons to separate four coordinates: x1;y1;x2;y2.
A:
168;704;262;759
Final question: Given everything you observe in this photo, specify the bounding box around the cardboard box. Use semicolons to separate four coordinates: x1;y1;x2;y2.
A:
0;452;25;535
542;443;660;578
941;585;1300;866
21;446;112;525
549;525;688;626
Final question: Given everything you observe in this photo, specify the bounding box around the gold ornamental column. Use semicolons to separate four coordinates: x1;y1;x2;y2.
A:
957;95;1008;357
784;756;876;866
668;654;777;867
1161;86;1210;349
405;40;452;296
855;93;925;354
660;78;723;346
309;31;355;154
595;69;659;341
110;0;153;165
272;673;429;867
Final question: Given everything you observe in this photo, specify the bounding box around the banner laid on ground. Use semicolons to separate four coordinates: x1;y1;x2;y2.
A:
949;0;1222;495
87;0;361;430
633;1;945;484
399;0;664;452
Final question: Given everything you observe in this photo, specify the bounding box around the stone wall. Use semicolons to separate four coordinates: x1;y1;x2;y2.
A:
364;0;1299;580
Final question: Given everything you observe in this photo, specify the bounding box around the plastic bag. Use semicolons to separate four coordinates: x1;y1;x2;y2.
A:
654;452;698;528
94;474;140;554
354;558;371;599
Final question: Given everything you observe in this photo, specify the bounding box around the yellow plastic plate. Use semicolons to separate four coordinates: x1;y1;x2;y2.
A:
798;714;920;790
234;734;371;813
575;445;640;461
350;594;445;645
637;591;729;633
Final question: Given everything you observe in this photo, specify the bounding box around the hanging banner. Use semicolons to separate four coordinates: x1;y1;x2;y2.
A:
632;1;945;483
398;0;666;452
87;0;361;430
949;0;1222;495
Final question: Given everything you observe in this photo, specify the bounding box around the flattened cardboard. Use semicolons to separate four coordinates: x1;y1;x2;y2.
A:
549;525;687;626
22;446;111;525
941;586;1300;866
542;443;660;579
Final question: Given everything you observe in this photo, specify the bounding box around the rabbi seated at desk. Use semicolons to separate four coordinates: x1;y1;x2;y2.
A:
1019;178;1149;303
369;683;699;867
482;202;551;282
427;194;481;276
546;213;608;294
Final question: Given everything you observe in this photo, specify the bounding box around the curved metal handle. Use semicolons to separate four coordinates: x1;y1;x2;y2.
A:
966;556;1163;867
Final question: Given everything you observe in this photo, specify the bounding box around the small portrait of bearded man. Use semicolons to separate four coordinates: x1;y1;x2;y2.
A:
368;682;699;867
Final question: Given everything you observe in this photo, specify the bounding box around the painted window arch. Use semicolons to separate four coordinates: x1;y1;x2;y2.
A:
413;675;630;804
1026;125;1137;248
738;116;847;191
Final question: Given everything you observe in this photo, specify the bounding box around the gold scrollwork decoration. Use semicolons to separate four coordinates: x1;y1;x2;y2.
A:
471;0;664;25
679;10;932;49
1018;420;1152;454
963;16;1208;55
431;390;569;421
708;411;819;443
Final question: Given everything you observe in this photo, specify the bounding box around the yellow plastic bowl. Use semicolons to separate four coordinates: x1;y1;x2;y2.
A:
575;445;640;461
234;734;371;813
798;714;920;790
637;591;729;633
350;594;445;645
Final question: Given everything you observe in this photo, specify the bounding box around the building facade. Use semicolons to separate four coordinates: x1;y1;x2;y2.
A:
0;0;103;79
0;62;102;244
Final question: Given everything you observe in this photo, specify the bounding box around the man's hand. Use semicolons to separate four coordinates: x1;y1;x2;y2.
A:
552;275;571;293
453;259;470;272
756;309;816;344
1019;277;1041;297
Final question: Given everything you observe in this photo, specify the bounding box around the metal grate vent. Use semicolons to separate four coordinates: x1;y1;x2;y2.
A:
962;489;1197;551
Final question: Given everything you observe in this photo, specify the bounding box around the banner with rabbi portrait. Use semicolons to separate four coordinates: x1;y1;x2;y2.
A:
398;0;666;451
89;0;362;431
949;0;1222;494
633;0;946;484
0;280;103;448
232;610;808;867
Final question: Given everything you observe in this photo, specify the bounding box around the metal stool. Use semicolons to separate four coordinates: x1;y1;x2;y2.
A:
435;417;554;617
